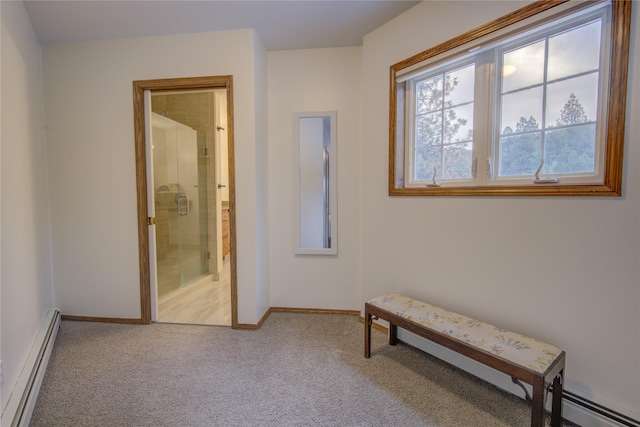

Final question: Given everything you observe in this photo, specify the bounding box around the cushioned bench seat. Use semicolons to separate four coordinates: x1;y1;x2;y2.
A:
364;293;565;427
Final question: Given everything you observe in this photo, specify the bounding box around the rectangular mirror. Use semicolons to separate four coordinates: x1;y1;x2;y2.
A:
294;111;337;255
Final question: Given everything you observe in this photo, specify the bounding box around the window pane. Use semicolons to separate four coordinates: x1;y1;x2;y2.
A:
548;20;601;81
415;147;441;181
499;132;542;176
444;104;473;143
502;40;545;93
500;86;543;134
413;63;475;183
416;112;442;146
443;143;473;179
544;124;596;174
445;64;475;106
416;75;443;114
546;73;598;126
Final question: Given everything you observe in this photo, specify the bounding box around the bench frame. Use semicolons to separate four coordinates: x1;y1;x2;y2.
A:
364;302;566;427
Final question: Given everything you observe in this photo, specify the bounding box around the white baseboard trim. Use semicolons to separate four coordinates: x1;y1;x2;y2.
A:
397;328;639;427
1;308;60;427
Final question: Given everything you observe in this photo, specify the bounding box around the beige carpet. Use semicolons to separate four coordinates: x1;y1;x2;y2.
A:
30;312;577;426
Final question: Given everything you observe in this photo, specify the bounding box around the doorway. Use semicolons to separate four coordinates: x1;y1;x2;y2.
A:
133;76;237;328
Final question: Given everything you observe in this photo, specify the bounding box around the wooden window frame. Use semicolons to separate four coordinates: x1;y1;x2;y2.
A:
389;0;632;197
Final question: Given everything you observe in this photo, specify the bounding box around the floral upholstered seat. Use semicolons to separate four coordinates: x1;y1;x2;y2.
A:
367;293;562;374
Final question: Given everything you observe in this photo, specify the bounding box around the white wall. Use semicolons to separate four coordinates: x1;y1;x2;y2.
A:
268;47;362;310
361;0;640;419
0;0;54;411
42;29;267;324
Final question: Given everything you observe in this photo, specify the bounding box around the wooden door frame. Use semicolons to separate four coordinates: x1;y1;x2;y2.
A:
132;75;238;328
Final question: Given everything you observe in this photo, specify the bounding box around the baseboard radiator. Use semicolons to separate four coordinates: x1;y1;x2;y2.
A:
561;390;640;427
2;308;61;427
396;327;639;427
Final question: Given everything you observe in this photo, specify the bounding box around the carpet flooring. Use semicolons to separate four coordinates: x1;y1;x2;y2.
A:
30;312;577;426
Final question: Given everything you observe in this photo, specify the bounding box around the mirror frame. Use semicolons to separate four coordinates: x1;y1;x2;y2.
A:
294;111;337;255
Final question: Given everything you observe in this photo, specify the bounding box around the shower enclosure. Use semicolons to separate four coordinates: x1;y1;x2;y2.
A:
151;111;212;298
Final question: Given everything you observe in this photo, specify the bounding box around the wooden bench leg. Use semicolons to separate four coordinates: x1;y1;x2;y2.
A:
364;310;372;358
389;324;398;345
551;370;563;427
531;377;546;427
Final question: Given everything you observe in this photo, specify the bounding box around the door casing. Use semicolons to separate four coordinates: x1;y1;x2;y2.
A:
133;76;238;328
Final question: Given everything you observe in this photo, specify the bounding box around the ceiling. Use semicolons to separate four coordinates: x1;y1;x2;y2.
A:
23;0;421;51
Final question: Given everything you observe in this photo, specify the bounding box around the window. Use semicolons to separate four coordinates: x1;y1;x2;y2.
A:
390;0;631;196
410;61;476;185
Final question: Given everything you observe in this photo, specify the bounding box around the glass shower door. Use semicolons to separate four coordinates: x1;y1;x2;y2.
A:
152;112;210;298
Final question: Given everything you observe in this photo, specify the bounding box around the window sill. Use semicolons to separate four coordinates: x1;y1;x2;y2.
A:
389;183;622;197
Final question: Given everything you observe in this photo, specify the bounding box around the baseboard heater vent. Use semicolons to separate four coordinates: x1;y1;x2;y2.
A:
390;323;639;427
1;308;61;427
562;389;640;427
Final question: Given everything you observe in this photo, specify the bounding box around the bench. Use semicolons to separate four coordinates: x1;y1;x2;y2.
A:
364;294;565;427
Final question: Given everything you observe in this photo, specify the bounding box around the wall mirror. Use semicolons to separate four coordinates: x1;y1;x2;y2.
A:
294;111;337;255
